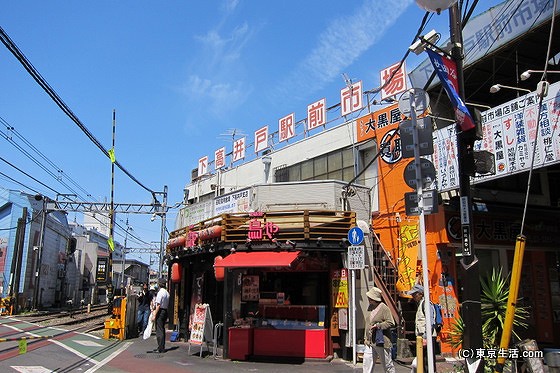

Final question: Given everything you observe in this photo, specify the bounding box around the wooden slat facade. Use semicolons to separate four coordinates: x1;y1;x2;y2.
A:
167;210;355;254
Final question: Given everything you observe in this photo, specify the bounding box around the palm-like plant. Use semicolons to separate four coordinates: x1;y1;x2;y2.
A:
448;268;529;371
480;268;529;348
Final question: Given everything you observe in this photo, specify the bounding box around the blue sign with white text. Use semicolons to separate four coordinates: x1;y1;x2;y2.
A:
348;227;364;245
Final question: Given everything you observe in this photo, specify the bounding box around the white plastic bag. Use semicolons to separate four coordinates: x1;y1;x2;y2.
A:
143;318;153;340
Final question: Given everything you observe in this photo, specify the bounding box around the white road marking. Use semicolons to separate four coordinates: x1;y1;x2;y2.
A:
83;342;132;373
9;366;52;373
74;340;104;347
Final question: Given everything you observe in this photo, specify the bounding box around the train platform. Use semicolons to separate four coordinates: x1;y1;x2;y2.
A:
94;329;464;373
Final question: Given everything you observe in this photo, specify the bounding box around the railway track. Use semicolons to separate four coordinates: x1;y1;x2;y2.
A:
10;304;108;332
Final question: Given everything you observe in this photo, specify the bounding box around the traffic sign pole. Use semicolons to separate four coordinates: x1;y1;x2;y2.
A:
346;227;364;367
407;89;435;372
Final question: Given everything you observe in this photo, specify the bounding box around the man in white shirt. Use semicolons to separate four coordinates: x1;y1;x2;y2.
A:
152;277;170;353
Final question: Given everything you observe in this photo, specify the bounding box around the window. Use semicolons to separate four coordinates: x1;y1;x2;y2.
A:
273;147;356;183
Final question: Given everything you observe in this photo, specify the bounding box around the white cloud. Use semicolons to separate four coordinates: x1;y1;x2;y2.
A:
221;0;239;13
183;75;252;117
275;0;413;100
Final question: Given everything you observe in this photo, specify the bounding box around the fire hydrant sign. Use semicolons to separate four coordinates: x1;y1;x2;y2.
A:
348;245;365;270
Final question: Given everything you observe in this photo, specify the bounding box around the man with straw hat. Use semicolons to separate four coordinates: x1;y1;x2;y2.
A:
363;287;396;373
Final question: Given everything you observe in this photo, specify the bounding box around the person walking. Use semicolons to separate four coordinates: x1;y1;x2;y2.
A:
407;284;437;373
137;283;153;336
152;278;170;353
363;287;396;373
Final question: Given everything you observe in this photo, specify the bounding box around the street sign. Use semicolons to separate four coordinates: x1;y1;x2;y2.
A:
404;190;439;216
348;245;365;270
398;88;429;119
403;159;436;189
347;227;364;245
399;118;434;158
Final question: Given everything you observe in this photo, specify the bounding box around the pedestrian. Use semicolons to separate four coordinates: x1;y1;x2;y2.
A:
137;282;153;336
406;284;436;373
151;277;170;353
363;287;396;373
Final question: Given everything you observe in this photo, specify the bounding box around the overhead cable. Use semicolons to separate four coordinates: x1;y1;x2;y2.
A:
0;26;157;198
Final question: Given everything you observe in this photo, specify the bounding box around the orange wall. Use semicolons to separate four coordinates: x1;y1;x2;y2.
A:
357;106;450;294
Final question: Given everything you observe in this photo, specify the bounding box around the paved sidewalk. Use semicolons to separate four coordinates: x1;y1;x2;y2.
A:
93;329;465;372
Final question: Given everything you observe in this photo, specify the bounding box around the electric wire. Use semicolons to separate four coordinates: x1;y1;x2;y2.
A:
519;0;559;235
345;11;433;190
0;117;91;200
0;26;158;199
0;171;43;195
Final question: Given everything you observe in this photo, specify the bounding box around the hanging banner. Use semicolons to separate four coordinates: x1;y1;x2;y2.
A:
331;268;349;308
396;223;419;293
426;49;475;132
433;80;560;192
188;272;205;331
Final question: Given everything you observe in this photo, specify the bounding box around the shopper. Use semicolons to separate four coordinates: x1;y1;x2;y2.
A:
407;284;436;373
152;277;170;353
363;287;396;373
137;282;153;336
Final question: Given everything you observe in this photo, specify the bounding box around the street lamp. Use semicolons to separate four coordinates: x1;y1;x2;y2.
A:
489;84;531;94
520;69;560;80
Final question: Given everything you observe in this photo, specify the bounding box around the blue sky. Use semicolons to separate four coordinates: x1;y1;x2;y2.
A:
0;0;502;263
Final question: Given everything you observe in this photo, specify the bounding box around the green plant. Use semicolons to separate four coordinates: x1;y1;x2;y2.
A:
480;268;529;347
448;268;529;372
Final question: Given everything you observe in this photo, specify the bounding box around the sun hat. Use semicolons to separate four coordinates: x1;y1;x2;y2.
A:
406;283;424;295
366;287;382;301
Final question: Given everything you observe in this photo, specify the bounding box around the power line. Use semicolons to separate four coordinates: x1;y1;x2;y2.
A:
0;117;92;200
0;25;158;199
0;166;52;194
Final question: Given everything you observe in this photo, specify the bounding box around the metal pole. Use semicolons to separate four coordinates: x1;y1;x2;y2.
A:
121;220;129;290
158;185;168;278
410;92;435;372
449;4;483;370
351;268;356;366
33;201;47;310
494;235;526;372
108;109;116;312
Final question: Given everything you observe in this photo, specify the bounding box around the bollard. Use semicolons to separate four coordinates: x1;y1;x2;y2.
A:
545;351;560;373
87;304;91;313
416;336;424;373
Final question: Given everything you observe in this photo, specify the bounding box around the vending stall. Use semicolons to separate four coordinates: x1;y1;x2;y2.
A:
216;251;332;360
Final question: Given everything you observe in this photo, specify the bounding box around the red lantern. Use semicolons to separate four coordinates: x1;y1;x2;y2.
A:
171;262;182;283
214;256;224;282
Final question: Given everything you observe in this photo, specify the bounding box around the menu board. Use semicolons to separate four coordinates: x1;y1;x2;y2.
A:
189;303;212;345
241;275;259;302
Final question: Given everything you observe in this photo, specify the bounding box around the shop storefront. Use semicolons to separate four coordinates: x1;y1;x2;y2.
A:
216;251;333;360
166;209;357;360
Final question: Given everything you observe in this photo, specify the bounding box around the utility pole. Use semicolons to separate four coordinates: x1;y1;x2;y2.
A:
9;207;27;314
449;3;483;371
157;185;168;278
108;109;117;313
33;197;47;310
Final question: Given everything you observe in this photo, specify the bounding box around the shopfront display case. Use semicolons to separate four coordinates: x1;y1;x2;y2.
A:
253;304;328;358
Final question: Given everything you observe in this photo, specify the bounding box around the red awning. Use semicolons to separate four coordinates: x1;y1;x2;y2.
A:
214;251;300;268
